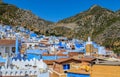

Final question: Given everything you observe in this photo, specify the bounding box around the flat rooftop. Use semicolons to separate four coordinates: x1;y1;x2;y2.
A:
96;61;120;66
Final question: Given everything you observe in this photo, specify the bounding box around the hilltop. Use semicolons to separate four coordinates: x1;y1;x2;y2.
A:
48;5;120;53
0;2;52;34
0;2;119;53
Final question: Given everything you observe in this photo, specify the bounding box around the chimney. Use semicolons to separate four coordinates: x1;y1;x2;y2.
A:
88;36;91;42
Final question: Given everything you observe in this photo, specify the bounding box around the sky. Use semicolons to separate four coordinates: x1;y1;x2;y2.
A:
3;0;120;22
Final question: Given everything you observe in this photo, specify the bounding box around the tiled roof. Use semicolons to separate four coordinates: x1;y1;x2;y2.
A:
59;49;66;52
0;39;15;46
80;57;96;62
40;40;48;42
68;52;84;57
55;58;81;64
55;57;96;64
0;62;5;66
43;60;55;65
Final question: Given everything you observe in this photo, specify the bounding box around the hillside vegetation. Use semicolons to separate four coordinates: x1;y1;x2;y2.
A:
0;2;52;32
0;2;120;53
49;5;120;53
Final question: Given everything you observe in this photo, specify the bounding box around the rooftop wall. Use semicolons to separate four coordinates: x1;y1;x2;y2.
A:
91;65;120;77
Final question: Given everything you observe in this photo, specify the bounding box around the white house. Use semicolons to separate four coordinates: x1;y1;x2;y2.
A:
0;39;16;57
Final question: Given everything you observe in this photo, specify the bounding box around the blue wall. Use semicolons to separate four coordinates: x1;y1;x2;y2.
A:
26;54;68;60
42;56;68;60
27;54;40;60
15;36;19;55
0;56;6;62
67;73;90;77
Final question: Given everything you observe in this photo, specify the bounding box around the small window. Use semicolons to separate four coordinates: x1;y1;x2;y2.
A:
63;64;70;70
5;47;9;53
12;47;15;53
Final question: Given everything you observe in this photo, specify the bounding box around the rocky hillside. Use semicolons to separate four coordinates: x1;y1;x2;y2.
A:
48;5;120;53
0;2;119;53
0;2;52;33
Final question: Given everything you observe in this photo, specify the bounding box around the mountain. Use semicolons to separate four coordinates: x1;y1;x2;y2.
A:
0;2;120;53
0;2;52;34
48;5;120;53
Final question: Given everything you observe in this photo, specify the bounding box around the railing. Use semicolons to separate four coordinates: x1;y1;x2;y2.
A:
0;69;39;76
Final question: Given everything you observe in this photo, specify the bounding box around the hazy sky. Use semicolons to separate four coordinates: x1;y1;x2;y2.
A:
3;0;120;22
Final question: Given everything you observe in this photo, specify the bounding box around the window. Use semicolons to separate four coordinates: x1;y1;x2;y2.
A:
12;47;15;53
5;47;9;53
63;64;70;70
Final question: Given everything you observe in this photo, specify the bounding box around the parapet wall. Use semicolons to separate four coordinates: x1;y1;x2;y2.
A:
91;65;120;77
